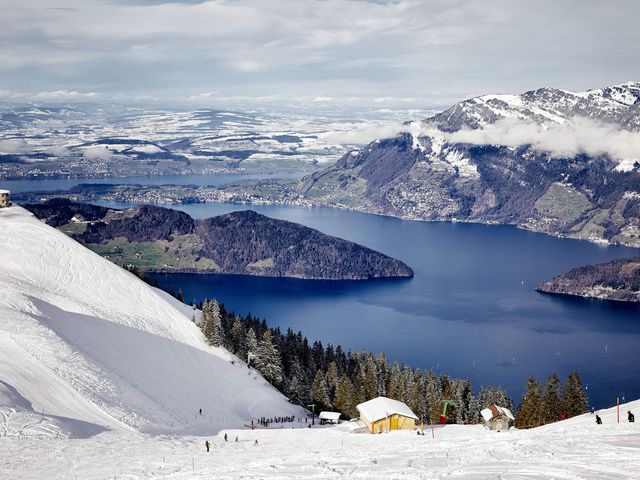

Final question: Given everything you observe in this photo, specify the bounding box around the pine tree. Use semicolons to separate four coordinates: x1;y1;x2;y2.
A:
516;375;544;428
451;379;473;424
199;298;224;347
542;373;563;424
424;370;442;424
467;391;480;424
255;329;283;386
287;375;302;404
404;368;421;416
311;370;332;410
230;315;245;356
375;353;388;397
564;371;588;418
351;356;367;408
326;361;339;400
363;354;378;401
200;300;213;340
412;369;428;424
246;327;258;365
334;374;354;418
208;299;223;347
386;362;402;400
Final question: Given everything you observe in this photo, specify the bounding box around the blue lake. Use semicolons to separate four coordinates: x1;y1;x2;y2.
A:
87;200;640;409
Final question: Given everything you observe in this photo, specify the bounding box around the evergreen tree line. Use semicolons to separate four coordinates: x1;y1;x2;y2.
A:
197;297;514;424
515;372;588;428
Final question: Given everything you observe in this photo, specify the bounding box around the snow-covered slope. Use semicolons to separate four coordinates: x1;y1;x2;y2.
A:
2;397;639;478
428;81;640;132
0;206;298;438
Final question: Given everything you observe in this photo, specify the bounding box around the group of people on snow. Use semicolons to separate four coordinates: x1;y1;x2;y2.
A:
204;433;241;451
252;415;297;428
594;410;634;424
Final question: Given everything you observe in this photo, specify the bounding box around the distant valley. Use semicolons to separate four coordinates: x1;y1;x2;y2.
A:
25;199;413;280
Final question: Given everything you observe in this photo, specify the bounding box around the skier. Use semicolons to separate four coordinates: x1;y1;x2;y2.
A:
205;440;210;452
254;439;259;446
596;414;602;424
235;436;238;442
224;433;228;442
629;411;635;423
199;408;202;416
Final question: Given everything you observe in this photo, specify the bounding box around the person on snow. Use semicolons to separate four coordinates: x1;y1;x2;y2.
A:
205;440;210;452
629;411;635;423
224;433;228;442
199;408;202;416
596;414;602;424
235;436;239;442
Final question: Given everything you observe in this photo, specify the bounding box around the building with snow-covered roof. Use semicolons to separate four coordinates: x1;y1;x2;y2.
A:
0;189;10;208
356;396;418;433
481;405;515;431
319;411;341;425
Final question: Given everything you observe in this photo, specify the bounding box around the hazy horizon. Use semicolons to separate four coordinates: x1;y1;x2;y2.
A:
1;0;639;111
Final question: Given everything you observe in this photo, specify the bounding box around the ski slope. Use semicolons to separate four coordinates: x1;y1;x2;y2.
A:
1;399;639;479
0;206;300;438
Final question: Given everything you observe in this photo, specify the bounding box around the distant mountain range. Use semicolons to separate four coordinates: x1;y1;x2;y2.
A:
425;82;640;132
10;82;640;249
298;82;640;248
537;257;640;302
25;199;413;280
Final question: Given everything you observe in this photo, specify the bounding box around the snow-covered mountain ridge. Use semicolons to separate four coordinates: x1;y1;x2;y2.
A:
0;206;298;438
298;81;640;248
425;81;640;132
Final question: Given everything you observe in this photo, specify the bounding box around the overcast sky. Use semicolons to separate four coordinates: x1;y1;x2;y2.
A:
1;0;639;108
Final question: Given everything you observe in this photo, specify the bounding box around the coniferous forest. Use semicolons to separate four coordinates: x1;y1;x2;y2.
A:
515;372;589;428
197;297;517;424
197;297;589;426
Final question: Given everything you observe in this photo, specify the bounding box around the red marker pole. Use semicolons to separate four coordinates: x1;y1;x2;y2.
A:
617;397;620;424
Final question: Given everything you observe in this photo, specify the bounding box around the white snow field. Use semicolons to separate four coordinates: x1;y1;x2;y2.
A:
0;206;302;440
1;400;639;479
2;205;640;479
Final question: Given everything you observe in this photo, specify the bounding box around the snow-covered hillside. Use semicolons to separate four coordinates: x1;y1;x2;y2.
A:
0;206;299;438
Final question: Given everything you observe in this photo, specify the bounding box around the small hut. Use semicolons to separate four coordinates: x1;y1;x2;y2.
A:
481;405;514;431
356;396;418;434
319;411;341;425
0;190;10;208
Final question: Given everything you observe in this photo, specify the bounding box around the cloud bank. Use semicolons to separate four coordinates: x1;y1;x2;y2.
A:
331;116;640;169
443;118;640;167
0;139;30;154
82;146;115;161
